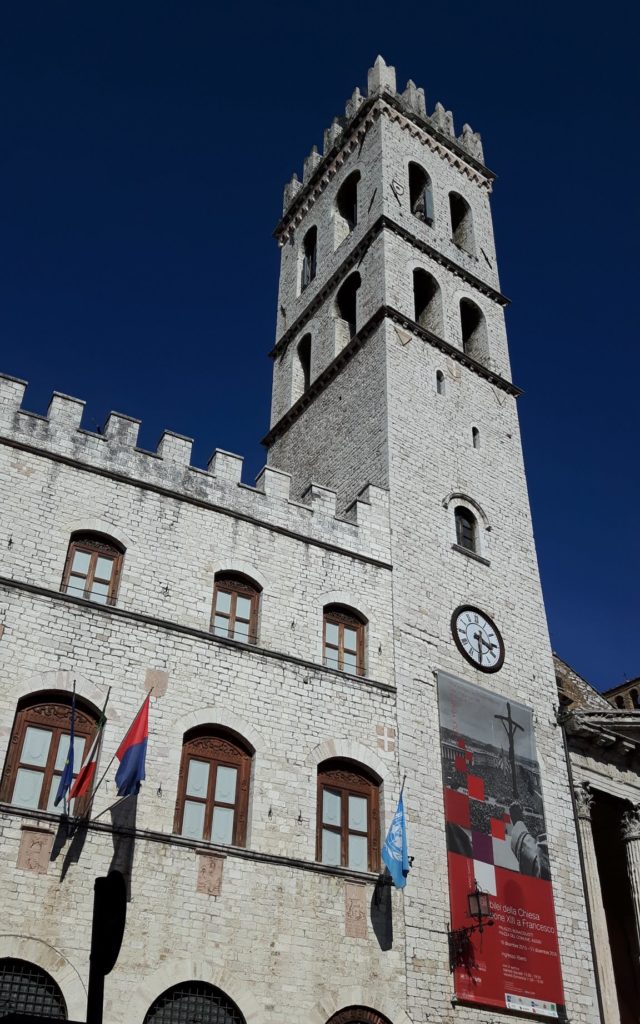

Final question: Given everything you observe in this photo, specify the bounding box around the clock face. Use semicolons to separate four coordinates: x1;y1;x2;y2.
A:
451;605;505;673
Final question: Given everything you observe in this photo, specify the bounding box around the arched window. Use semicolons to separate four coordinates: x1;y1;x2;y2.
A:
413;269;442;335
436;370;445;395
317;759;380;872
0;693;100;814
408;162;434;225
335;272;361;347
211;573;261;645
174;727;253;846
61;532;124;606
460;298;488;364
326;1010;392;1024
336;171;360;236
631;689;640;710
454;506;478;553
301;226;317;291
0;958;67;1020
296;333;312;395
323;604;366;676
449;191;475;254
615;695;625;708
143;981;246;1024
472;427;480;449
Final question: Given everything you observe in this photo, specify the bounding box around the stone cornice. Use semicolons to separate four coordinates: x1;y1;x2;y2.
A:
275;93;495;241
264;305;521;448
270;215;509;362
563;709;640;758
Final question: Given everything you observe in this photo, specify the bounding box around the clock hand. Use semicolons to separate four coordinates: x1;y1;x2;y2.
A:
474;631;483;663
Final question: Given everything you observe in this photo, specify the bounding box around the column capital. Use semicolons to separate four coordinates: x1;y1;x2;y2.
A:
622;804;640;842
574;783;594;821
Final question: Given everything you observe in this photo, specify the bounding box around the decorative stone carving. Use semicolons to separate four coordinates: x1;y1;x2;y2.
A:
574;783;594;820
144;668;168;697
345;882;367;939
197;853;224;896
17;827;54;874
622;805;640;842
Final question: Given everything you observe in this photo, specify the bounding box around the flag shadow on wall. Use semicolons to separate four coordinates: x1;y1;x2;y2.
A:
371;871;393;950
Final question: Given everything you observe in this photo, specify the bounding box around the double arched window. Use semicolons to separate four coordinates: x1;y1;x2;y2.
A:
323;604;366;676
0;958;67;1020
174;727;253;847
0;693;100;815
317;759;380;871
211;573;261;645
61;531;124;606
144;981;246;1024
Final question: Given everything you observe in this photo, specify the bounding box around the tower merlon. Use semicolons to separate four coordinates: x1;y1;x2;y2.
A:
207;448;244;484
302;483;337;519
367;54;397;97
255;465;292;501
48;391;85;430
156;430;194;465
303;146;322;184
103;410;141;447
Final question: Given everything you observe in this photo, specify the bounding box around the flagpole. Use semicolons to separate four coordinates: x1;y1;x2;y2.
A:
87;689;152;809
62;680;76;815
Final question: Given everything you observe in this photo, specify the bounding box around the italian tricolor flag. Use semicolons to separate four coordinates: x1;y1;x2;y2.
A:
69;713;106;800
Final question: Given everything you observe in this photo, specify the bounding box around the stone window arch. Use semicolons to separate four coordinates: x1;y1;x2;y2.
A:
335;170;360;246
211;572;261;645
301;226;317;292
61;531;124;606
317;758;381;872
408;162;434;225
334;272;361;350
174;726;253;847
143;980;246;1024
449;191;475;255
0;958;67;1019
323;604;366;676
0;692;101;815
413;269;443;336
327;1011;392;1024
460;297;488;365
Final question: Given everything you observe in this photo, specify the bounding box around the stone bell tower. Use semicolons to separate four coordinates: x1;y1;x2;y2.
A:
265;56;598;1023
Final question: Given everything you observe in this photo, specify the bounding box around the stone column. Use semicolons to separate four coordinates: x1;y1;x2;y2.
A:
621;803;640;963
574;784;621;1024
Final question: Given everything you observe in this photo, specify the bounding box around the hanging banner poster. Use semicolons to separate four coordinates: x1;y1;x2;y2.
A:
438;671;566;1019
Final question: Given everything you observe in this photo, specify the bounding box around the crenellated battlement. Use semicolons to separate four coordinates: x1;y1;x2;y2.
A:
280;55;486;217
0;373;391;564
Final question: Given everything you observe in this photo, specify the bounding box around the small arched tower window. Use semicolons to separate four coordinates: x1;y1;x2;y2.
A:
335;170;360;246
61;531;124;606
449;192;475;254
0;692;101;815
0;959;67;1020
455;506;478;553
323;604;366;676
436;370;445;395
296;333;312;396
413;269;443;336
335;272;361;349
174;726;253;847
144;981;247;1024
317;758;380;871
301;226;317;292
409;162;434;225
631;688;640;709
472;427;480;449
460;298;488;365
615;695;625;708
211;572;261;645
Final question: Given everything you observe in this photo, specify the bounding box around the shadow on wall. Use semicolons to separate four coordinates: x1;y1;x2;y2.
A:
371;874;393;951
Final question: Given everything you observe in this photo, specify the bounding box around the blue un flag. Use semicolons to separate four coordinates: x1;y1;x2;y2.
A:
382;791;410;888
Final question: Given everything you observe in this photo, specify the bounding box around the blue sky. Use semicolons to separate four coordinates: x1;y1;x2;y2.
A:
1;3;637;689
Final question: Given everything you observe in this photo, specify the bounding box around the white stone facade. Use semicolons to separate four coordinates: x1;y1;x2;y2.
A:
0;56;602;1024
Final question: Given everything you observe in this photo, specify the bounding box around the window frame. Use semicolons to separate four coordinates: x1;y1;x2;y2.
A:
455;506;478;553
61;533;124;606
173;728;252;847
211;574;261;645
323;605;365;677
316;760;380;872
0;694;99;815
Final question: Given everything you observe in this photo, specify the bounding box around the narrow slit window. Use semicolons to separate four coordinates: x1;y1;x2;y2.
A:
335;272;361;340
472;427;480;448
336;171;360;232
436;370;445;395
301;226;317;292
